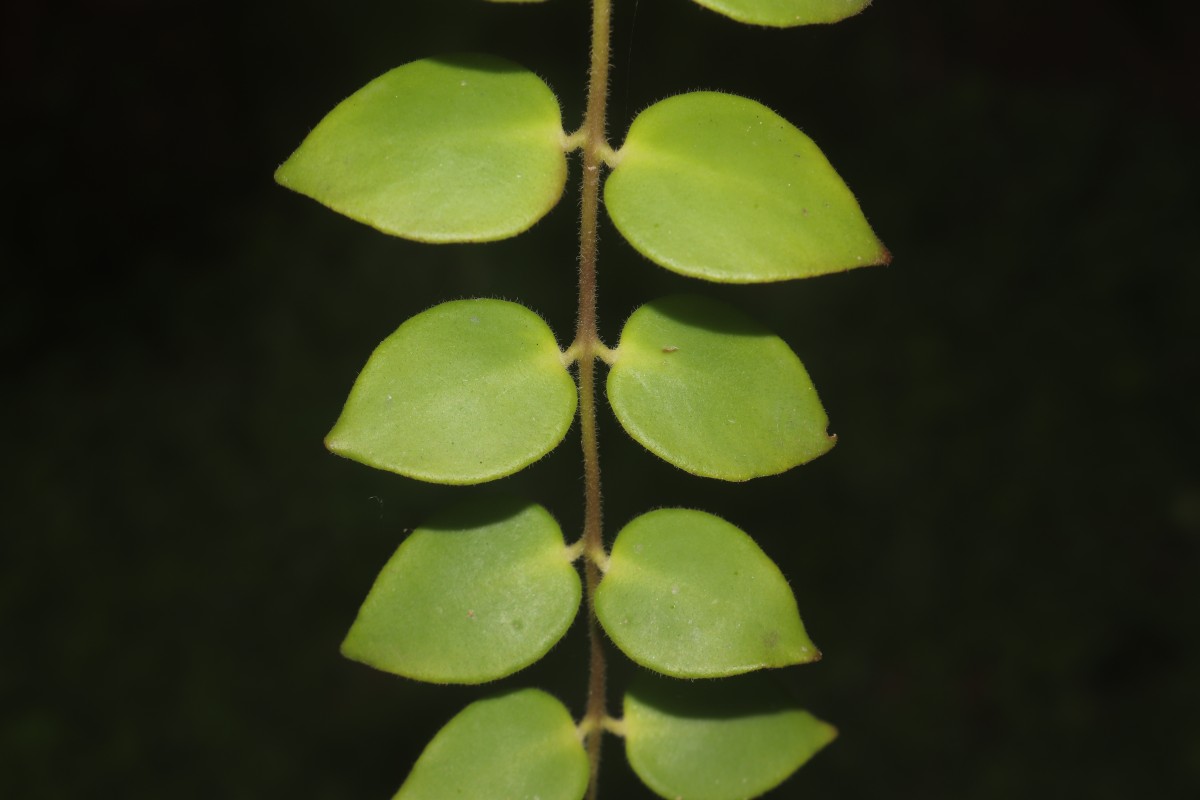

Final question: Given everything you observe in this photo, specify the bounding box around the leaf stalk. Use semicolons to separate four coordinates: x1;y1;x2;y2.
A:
576;0;613;798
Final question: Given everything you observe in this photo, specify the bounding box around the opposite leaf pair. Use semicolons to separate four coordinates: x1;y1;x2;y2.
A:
275;55;888;284
342;500;817;684
396;682;834;800
326;294;834;485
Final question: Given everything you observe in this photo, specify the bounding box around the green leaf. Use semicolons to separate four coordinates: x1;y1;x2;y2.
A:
275;54;567;242
395;689;589;800
625;672;837;800
689;0;873;27
607;295;834;481
605;92;888;282
327;299;577;484
595;508;820;678
341;499;581;684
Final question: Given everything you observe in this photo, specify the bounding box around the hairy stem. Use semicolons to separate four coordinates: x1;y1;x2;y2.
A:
576;0;612;798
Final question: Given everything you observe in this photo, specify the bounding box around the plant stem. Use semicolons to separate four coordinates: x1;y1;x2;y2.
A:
576;0;612;798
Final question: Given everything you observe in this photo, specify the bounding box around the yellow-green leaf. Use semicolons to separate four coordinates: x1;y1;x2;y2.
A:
690;0;873;28
607;295;834;481
625;672;837;800
395;689;588;800
596;509;820;677
606;92;888;282
342;499;581;684
327;299;577;484
276;54;567;242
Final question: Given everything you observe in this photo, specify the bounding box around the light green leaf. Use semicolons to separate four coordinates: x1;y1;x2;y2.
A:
689;0;873;27
605;92;888;282
607;295;834;481
327;299;577;484
342;499;581;684
595;508;820;678
625;672;837;800
395;689;589;800
275;54;567;242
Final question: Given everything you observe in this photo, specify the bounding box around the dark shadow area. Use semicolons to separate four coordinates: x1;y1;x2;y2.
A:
645;294;775;339
627;668;806;721
429;52;531;75
419;495;541;533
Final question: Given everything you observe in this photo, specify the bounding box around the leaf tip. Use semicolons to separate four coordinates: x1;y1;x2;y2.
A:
337;629;373;670
337;634;357;660
323;430;345;456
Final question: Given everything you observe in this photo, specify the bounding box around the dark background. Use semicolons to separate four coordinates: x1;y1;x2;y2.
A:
3;0;1197;798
